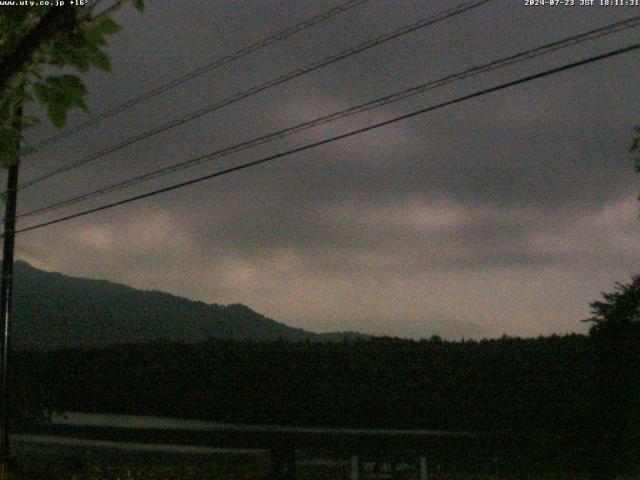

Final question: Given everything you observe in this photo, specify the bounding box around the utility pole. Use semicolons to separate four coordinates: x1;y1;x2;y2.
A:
0;106;22;480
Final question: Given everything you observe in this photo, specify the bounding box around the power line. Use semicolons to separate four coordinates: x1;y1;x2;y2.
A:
17;15;640;219
12;42;640;237
19;0;494;190
21;0;491;188
25;0;370;154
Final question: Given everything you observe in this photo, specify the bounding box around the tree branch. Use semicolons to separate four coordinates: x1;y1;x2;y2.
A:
0;6;78;95
92;0;128;21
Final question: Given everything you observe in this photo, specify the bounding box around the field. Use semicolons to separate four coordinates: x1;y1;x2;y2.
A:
11;457;640;480
10;431;640;480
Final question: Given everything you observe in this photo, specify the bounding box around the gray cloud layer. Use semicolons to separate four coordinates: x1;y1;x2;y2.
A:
10;0;640;339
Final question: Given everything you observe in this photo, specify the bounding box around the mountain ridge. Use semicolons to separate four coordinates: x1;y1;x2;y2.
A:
10;260;367;350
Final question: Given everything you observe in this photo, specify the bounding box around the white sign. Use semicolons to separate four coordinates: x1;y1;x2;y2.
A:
351;456;427;480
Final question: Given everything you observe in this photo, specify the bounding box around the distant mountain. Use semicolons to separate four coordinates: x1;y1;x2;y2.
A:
11;261;366;350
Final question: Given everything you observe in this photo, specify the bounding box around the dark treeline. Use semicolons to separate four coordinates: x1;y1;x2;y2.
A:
11;332;640;475
10;334;599;431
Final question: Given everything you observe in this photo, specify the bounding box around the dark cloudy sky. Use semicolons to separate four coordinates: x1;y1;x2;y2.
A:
10;0;640;339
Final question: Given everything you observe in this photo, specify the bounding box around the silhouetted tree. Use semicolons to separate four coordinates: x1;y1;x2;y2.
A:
583;276;640;476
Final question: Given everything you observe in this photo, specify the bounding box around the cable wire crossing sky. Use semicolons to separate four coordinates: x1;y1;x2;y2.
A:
15;0;640;340
17;14;640;219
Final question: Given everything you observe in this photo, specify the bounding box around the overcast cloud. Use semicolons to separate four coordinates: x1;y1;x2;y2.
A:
9;0;640;339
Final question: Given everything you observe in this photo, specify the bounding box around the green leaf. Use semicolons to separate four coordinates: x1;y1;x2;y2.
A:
29;76;90;129
630;126;640;153
85;22;108;46
74;54;91;72
133;0;145;12
70;94;89;113
85;29;107;47
33;82;49;103
94;17;122;36
47;101;67;129
66;48;92;72
90;49;112;72
57;74;86;93
46;40;93;72
37;75;89;128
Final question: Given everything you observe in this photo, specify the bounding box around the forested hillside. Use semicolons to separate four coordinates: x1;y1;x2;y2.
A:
12;332;639;474
11;261;341;348
15;335;595;431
